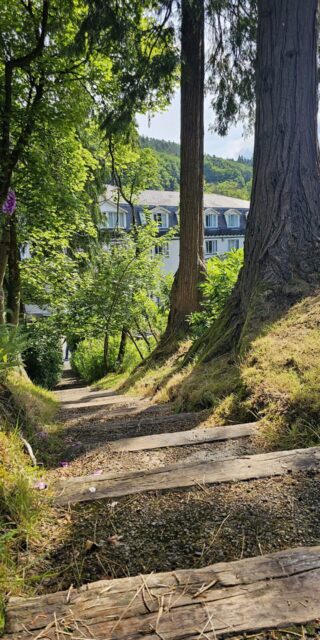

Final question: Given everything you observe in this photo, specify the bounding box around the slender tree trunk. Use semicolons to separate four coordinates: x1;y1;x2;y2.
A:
193;0;320;362
163;0;205;340
6;217;20;325
0;223;10;324
127;330;144;360
116;327;128;368
103;332;109;372
134;320;151;351
146;314;159;343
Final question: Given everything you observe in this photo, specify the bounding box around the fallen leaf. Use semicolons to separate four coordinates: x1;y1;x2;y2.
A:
107;534;124;547
85;539;100;554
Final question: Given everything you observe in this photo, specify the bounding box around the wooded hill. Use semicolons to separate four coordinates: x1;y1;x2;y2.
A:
140;136;252;199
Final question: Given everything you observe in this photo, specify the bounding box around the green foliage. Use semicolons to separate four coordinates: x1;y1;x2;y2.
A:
205;180;251;200
0;369;58;612
66;222;174;344
207;0;257;135
71;334;155;383
107;140;160;204
71;338;106;384
140;136;252;197
22;321;63;390
79;2;179;135
0;326;24;379
189;250;244;338
0;428;41;613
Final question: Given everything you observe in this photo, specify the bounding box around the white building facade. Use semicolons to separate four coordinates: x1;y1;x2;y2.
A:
100;189;249;275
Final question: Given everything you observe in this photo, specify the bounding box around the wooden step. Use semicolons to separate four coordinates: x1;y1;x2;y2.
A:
4;546;320;639
54;445;320;506
109;421;258;452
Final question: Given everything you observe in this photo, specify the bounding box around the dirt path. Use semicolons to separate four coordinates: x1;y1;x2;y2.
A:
7;371;320;638
50;372;256;478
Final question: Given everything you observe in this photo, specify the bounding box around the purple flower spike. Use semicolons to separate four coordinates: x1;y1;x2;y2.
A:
2;190;17;215
60;461;70;468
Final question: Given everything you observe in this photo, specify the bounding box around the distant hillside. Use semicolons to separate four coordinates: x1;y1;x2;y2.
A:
140;136;252;200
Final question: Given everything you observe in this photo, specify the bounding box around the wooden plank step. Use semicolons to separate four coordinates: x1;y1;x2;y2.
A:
109;421;258;452
54;446;320;506
4;546;320;639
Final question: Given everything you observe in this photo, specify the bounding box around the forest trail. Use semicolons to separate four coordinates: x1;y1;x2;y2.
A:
4;372;320;638
50;371;256;478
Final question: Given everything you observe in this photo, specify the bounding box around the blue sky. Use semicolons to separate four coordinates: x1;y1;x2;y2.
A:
137;91;254;160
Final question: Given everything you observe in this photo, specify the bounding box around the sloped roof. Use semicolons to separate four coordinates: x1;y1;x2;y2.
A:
105;186;250;209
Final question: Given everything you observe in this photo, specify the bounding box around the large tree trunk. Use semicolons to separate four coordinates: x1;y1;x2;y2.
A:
193;0;320;362
163;0;205;341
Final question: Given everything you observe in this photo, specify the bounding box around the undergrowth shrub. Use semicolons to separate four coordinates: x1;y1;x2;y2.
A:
189;249;243;338
0;325;24;380
0;429;44;628
23;320;63;389
71;337;106;383
72;335;155;384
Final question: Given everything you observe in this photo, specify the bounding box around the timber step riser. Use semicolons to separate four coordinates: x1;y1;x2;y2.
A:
4;546;320;639
54;445;320;506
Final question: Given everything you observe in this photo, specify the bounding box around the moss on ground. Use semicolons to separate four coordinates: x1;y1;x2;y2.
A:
116;291;320;450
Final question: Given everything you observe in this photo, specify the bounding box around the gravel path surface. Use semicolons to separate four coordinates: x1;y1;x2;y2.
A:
30;372;320;639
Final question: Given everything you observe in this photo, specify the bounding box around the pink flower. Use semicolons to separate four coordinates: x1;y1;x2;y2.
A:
60;461;70;468
34;481;48;490
2;190;17;215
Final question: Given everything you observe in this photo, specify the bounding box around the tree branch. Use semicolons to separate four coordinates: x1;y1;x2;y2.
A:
10;0;49;69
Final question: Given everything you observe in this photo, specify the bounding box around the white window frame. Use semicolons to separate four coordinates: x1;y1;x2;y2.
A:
151;208;169;229
228;238;240;251
106;210;126;229
204;209;218;229
205;239;218;256
154;242;170;258
225;209;240;228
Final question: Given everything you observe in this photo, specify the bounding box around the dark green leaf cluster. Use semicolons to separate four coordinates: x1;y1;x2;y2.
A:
206;0;257;135
22;319;63;389
189;248;243;338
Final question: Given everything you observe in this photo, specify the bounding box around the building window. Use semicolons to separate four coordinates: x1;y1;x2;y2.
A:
155;243;169;258
226;210;240;228
205;212;218;228
205;239;218;255
107;211;126;228
140;211;146;225
228;239;240;251
152;210;169;229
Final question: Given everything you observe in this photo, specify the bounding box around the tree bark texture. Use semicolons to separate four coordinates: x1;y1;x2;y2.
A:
116;327;128;367
194;0;320;361
164;0;205;338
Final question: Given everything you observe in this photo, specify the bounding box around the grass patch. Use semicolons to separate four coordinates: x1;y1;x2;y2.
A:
174;291;320;448
117;292;320;450
93;370;131;392
0;428;47;630
6;370;57;426
0;371;60;626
